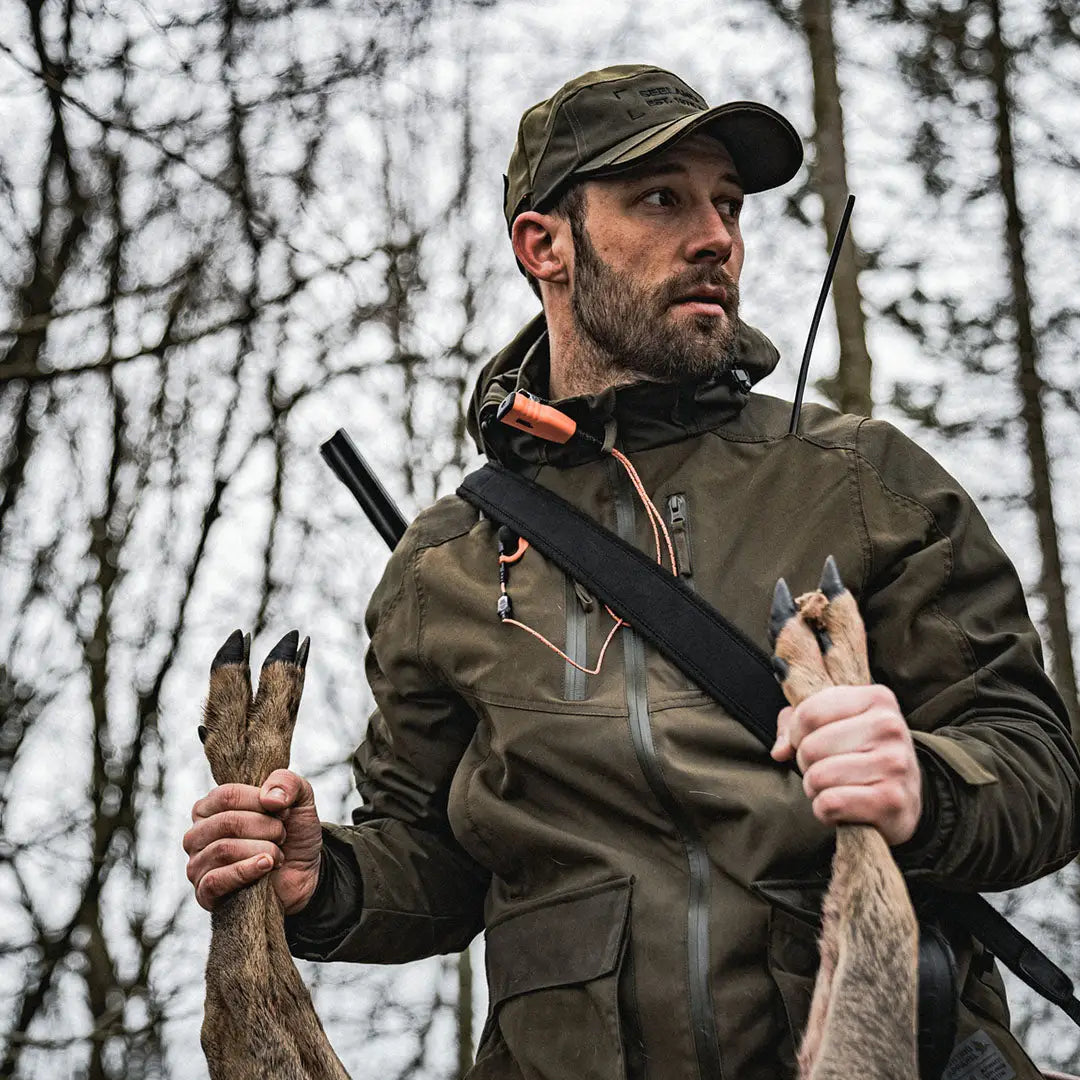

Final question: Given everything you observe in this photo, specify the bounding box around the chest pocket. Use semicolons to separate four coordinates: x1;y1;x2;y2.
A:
478;543;628;710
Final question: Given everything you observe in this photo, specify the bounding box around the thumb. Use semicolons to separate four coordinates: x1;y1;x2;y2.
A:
772;706;795;761
259;769;314;813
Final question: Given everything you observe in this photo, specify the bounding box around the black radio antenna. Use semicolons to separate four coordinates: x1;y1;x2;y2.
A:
788;193;856;436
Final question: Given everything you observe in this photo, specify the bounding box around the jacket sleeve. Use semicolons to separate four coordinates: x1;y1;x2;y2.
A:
854;418;1080;890
285;524;489;963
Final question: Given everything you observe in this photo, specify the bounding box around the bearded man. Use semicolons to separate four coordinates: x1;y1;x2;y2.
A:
184;66;1080;1079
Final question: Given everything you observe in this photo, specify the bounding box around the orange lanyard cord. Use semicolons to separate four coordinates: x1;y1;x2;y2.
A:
608;447;677;575
497;447;676;677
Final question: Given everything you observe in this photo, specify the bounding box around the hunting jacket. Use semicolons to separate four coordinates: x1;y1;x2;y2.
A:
286;314;1080;1079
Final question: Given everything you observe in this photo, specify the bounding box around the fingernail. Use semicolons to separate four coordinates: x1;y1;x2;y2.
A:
266;787;286;802
256;855;273;870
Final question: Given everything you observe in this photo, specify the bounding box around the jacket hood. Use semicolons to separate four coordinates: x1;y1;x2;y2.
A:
467;313;782;467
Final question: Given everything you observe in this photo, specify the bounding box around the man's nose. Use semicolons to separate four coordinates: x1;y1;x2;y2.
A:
686;206;734;264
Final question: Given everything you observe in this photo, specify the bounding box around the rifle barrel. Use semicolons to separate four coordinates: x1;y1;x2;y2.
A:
320;429;409;550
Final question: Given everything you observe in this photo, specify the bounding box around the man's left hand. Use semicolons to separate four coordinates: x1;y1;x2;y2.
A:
771;683;921;846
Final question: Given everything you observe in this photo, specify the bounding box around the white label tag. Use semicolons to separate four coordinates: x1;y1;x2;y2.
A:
943;1030;1016;1080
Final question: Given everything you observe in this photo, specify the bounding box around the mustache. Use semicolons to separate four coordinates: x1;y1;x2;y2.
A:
658;268;740;309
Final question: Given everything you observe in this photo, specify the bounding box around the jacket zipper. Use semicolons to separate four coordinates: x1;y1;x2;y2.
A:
608;459;724;1080
666;493;694;589
667;493;696;692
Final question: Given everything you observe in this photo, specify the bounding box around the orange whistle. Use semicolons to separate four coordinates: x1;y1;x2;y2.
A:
496;392;577;444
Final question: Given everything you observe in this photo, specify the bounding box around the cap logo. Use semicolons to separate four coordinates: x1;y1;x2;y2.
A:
638;85;705;110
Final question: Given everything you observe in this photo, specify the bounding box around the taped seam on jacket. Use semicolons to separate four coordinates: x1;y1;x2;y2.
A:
609;456;724;1080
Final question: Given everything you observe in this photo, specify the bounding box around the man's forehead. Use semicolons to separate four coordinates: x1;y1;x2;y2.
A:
600;135;742;186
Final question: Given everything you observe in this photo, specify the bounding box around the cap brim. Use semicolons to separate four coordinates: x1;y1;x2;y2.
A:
575;101;803;195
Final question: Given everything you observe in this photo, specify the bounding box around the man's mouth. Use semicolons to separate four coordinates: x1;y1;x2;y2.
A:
673;286;729;314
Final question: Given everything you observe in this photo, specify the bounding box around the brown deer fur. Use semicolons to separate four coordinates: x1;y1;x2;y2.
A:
772;562;920;1080
199;629;351;1080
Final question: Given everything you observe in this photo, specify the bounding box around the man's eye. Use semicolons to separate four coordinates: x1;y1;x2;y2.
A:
642;189;677;207
717;197;743;220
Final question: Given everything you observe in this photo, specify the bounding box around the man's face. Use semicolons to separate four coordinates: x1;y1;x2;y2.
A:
566;135;745;382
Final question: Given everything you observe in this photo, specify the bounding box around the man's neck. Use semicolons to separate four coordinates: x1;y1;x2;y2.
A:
549;342;637;400
545;299;638;401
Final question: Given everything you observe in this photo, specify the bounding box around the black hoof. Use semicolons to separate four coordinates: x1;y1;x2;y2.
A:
211;629;247;671
819;555;845;601
263;629;300;668
769;579;796;645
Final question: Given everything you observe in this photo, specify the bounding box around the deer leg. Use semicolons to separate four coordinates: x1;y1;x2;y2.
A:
771;559;919;1080
245;629;309;784
200;631;350;1080
771;578;840;1074
815;555;872;688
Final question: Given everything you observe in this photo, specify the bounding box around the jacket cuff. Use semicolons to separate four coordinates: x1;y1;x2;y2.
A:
891;746;959;871
283;826;365;960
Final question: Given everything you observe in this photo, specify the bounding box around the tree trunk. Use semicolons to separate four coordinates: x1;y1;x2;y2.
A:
986;0;1080;734
800;0;874;417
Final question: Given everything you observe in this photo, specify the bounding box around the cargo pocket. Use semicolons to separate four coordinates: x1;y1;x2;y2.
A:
766;906;820;1075
471;877;633;1080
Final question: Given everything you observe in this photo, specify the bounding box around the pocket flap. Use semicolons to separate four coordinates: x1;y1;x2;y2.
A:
485;878;632;1008
751;877;827;930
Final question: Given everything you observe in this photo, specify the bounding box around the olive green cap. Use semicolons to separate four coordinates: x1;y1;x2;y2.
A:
504;64;803;231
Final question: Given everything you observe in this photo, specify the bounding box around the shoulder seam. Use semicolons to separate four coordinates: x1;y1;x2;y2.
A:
706;427;860;450
409;495;479;553
411;500;481;683
369;499;478;673
849;418;873;597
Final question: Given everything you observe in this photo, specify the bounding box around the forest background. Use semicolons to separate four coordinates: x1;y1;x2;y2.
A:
2;0;1080;1077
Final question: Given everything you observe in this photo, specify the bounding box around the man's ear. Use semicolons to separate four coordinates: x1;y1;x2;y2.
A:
511;211;571;285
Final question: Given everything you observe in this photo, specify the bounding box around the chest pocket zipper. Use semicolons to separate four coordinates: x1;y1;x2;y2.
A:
667;493;697;693
667;493;694;589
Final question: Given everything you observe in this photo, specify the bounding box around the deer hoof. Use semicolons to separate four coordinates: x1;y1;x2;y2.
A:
262;629;303;669
768;578;796;645
211;629;249;671
818;554;845;600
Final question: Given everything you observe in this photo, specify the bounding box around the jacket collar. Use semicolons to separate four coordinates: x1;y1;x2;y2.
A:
468;313;781;468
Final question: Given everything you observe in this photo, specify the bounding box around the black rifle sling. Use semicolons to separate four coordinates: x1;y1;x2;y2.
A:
457;461;1080;1031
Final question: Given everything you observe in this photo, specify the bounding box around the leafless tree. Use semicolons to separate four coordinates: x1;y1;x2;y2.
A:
0;1;500;1076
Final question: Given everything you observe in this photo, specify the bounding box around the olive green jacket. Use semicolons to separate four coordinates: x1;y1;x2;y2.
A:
286;315;1080;1079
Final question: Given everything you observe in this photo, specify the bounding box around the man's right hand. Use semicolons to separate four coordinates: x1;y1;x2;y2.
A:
183;768;323;914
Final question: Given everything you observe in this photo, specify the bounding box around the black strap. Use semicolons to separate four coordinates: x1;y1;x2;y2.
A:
949;893;1080;1027
459;462;786;747
457;461;1080;1033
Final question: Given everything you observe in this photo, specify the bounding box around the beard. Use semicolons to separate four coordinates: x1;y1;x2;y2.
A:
569;220;742;385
